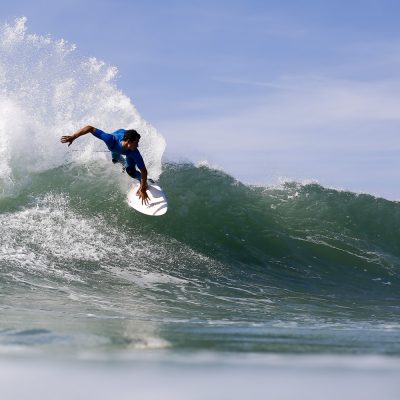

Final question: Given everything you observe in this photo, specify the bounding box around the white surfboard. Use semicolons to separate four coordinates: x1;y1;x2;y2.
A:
127;182;168;216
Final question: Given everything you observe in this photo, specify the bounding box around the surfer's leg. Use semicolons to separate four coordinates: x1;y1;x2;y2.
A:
126;165;142;182
111;152;124;164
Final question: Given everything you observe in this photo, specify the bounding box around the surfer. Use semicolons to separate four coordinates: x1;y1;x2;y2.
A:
60;126;150;205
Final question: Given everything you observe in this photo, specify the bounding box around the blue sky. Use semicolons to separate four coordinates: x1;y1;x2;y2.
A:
1;0;400;199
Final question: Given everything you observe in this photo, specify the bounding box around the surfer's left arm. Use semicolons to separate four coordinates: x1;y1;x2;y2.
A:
137;167;150;205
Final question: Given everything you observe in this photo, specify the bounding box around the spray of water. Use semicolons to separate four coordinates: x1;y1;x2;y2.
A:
0;17;166;196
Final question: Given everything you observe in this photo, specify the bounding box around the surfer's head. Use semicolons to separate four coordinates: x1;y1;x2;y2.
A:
122;129;141;150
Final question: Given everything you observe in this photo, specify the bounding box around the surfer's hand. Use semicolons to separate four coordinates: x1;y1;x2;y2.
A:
60;135;76;147
137;187;150;205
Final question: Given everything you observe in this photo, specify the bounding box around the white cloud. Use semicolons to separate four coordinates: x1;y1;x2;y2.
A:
163;75;400;145
160;75;400;199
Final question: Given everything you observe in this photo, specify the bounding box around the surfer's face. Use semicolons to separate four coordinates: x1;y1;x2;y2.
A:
123;139;139;150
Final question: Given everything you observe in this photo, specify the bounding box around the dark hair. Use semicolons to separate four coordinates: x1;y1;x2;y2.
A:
124;129;141;142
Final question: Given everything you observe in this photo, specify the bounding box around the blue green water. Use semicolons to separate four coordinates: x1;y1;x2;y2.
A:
1;163;399;356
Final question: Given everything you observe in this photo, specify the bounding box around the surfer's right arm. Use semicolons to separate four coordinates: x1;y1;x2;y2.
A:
60;125;96;147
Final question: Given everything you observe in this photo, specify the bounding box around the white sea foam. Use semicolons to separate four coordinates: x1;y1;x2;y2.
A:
0;192;218;292
0;17;166;197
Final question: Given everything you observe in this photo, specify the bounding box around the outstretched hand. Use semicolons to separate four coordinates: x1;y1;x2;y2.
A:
60;135;76;147
136;187;150;206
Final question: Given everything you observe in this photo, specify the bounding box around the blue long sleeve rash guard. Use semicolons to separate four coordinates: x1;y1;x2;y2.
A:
92;128;145;170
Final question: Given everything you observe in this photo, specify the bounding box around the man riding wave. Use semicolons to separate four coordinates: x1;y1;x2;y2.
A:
61;126;150;204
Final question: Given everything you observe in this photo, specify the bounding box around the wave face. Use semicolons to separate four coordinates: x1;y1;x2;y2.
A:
160;164;400;301
0;19;399;355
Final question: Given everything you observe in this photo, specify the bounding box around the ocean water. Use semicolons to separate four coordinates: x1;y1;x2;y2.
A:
1;18;400;400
